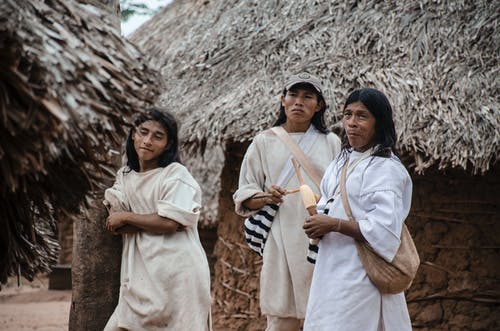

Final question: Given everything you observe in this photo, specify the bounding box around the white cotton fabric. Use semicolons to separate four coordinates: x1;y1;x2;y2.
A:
304;151;413;331
103;162;211;331
233;128;341;318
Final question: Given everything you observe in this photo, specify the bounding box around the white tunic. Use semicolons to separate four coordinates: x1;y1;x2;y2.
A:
104;162;211;331
233;128;341;318
304;151;413;331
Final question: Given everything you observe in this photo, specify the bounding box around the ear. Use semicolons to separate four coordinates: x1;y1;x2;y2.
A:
315;99;324;112
280;94;286;107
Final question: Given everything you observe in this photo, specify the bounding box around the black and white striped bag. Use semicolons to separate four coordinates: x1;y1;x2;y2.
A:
306;197;334;264
244;203;279;256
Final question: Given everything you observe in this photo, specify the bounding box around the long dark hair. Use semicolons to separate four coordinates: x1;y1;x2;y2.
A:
125;107;181;172
272;82;329;133
341;88;397;158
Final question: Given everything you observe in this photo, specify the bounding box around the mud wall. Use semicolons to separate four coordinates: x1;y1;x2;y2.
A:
407;166;500;330
57;217;73;265
211;141;265;331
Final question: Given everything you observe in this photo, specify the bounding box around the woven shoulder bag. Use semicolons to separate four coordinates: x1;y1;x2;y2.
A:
340;160;420;294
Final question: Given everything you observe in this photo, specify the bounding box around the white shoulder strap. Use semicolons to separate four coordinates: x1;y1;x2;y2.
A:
271;126;322;187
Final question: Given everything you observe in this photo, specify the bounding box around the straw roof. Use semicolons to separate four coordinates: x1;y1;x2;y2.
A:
0;0;161;282
131;0;499;174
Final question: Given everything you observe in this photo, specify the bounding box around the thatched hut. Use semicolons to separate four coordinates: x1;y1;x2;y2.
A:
0;0;160;288
130;0;500;330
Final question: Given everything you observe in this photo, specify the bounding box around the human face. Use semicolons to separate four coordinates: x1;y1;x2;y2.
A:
133;120;168;171
280;86;321;131
342;101;376;152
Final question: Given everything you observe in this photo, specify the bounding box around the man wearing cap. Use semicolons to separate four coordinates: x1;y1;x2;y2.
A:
233;72;341;330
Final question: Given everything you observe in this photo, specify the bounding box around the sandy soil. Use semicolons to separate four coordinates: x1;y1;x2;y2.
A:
0;275;71;331
0;276;237;331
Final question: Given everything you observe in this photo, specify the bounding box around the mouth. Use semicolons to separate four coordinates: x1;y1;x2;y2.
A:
140;147;153;152
290;108;304;113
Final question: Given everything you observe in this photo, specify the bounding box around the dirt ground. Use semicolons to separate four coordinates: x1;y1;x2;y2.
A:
0;275;71;331
0;276;234;331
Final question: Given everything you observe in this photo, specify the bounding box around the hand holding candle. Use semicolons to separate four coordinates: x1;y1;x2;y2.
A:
292;158;322;245
292;159;318;216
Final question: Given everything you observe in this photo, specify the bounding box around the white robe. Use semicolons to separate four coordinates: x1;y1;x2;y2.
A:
103;162;211;331
304;151;413;331
233;128;341;318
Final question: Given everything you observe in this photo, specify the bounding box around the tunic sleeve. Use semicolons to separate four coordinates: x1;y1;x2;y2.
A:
233;135;267;217
103;167;130;212
357;159;412;262
157;168;202;228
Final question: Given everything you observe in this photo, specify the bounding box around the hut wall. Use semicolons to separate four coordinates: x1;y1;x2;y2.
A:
407;165;500;331
214;142;499;330
199;227;218;280
57;218;73;265
212;141;266;331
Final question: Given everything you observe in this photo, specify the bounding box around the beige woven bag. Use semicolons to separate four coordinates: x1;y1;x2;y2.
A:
340;159;420;294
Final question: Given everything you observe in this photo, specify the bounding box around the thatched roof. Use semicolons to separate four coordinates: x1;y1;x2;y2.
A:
131;0;499;175
0;0;161;282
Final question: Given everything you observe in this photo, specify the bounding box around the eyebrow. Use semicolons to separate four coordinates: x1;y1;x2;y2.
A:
344;107;369;112
138;125;166;136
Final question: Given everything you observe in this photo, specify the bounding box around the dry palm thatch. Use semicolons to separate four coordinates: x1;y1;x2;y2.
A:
0;0;162;283
131;0;498;175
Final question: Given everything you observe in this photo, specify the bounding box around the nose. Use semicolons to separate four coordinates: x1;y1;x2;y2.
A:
294;96;304;105
142;134;153;145
344;116;357;128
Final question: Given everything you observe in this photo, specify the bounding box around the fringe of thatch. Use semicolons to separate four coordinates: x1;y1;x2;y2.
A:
131;0;499;175
0;0;162;282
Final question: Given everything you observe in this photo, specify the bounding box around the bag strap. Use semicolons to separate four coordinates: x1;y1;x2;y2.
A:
270;126;322;188
339;148;376;221
340;161;355;221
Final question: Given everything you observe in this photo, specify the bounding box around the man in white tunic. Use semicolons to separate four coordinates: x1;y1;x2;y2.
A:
303;88;413;331
233;73;341;331
103;109;211;331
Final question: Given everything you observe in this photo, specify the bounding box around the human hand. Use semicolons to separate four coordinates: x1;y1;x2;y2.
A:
303;214;338;239
244;185;286;210
106;212;129;234
257;184;286;204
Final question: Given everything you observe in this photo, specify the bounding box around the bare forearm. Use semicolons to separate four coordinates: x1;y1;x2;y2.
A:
115;224;142;234
336;219;366;242
242;195;268;210
242;185;288;210
123;212;182;234
304;214;367;242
